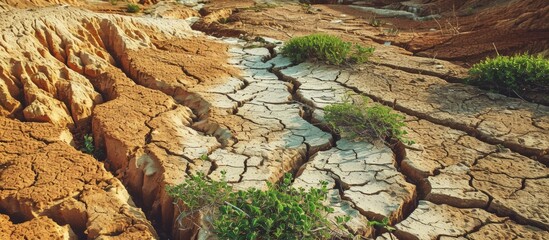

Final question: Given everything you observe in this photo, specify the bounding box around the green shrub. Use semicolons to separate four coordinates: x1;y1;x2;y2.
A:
467;54;549;96
280;34;374;65
127;3;140;13
324;97;413;145
166;172;232;212
166;173;350;240
81;134;94;154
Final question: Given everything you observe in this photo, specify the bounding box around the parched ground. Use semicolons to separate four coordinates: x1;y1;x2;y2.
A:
0;0;548;239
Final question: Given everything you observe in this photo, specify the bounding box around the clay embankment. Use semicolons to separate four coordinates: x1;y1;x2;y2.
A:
0;5;214;238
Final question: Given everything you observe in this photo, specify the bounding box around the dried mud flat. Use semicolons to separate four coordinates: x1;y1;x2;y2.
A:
0;0;548;239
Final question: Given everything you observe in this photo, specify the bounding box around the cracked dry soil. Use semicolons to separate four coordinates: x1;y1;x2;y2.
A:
0;0;548;240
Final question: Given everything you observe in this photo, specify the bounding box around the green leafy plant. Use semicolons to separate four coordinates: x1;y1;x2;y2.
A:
81;134;94;155
281;34;374;65
166;173;350;239
80;134;105;159
199;154;210;161
127;3;140;13
166;172;232;213
350;44;376;64
467;54;549;97
368;217;396;240
324;97;413;145
109;0;118;5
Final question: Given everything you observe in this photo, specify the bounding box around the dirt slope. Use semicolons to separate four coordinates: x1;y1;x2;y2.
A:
406;0;549;62
0;3;241;238
195;0;548;65
0;4;201;238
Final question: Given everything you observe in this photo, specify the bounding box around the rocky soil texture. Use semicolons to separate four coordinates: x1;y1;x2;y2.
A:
0;0;548;239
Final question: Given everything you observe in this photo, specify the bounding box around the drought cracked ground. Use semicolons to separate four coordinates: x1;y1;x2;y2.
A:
0;1;548;240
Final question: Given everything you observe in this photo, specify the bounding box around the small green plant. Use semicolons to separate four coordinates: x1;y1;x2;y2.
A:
109;0;118;5
81;134;94;155
199;154;210;161
281;34;374;65
167;173;350;239
80;134;105;159
167;172;232;213
467;54;549;97
127;3;140;13
368;217;396;240
324;97;413;145
350;44;376;64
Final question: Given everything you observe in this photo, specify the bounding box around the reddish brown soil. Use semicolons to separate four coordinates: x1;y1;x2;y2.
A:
194;0;548;66
407;0;549;65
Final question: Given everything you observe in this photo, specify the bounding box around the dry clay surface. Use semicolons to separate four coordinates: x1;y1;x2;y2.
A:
275;54;549;238
0;118;157;239
0;2;548;240
0;5;197;239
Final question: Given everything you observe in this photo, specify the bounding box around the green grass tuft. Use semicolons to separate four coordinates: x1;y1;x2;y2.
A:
166;173;351;240
324;97;413;145
281;34;374;65
127;3;140;13
467;54;549;97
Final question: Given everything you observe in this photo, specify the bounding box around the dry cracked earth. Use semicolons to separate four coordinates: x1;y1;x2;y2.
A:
0;0;548;239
